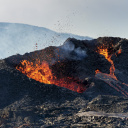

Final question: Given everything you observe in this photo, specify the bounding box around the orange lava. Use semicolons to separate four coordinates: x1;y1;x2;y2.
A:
16;60;86;93
117;49;122;55
95;46;128;97
97;47;116;76
95;69;100;74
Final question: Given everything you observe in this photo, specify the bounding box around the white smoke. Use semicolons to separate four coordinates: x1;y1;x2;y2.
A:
54;40;87;62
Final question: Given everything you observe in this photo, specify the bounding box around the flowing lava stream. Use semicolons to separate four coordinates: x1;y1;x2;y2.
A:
95;46;128;97
16;60;86;93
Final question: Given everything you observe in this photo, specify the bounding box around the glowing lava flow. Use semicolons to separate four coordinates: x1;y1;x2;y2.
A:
95;46;128;97
96;47;117;79
16;60;86;93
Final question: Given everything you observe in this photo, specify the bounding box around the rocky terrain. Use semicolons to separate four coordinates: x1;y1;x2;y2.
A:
0;37;128;127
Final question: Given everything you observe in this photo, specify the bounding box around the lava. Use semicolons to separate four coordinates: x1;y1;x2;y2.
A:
95;46;128;97
16;60;86;93
97;46;116;76
117;49;122;55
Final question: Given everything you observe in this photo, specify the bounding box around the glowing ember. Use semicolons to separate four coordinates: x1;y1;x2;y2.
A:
16;60;86;93
117;49;122;55
95;69;100;74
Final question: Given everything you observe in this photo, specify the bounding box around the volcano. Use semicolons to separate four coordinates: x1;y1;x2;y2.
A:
1;37;128;127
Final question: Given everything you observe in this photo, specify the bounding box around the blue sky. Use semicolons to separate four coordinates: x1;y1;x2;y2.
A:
0;0;128;38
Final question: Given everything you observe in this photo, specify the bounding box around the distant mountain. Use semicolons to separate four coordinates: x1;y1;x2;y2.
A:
0;22;92;59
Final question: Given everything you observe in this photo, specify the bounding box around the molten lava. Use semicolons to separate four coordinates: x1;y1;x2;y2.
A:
97;46;116;76
95;46;128;97
16;60;86;93
117;49;122;55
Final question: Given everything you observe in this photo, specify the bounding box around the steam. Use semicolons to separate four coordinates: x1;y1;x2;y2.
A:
54;39;87;62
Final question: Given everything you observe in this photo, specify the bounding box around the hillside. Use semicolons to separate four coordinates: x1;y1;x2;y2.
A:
0;22;92;59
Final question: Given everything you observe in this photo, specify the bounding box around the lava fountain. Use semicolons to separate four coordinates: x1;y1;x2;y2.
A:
95;45;128;97
16;60;87;93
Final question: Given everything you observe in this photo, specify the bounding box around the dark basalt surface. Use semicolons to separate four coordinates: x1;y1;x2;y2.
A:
0;37;128;127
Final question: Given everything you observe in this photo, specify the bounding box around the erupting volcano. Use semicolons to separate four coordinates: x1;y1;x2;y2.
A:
16;60;86;93
1;21;128;128
14;37;128;96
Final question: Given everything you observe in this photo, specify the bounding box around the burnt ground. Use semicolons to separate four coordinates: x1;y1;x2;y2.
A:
0;37;128;127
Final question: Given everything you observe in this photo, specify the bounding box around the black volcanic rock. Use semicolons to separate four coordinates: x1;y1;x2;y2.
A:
112;39;128;79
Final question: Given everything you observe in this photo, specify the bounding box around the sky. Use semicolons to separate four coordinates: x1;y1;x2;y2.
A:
0;0;128;38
